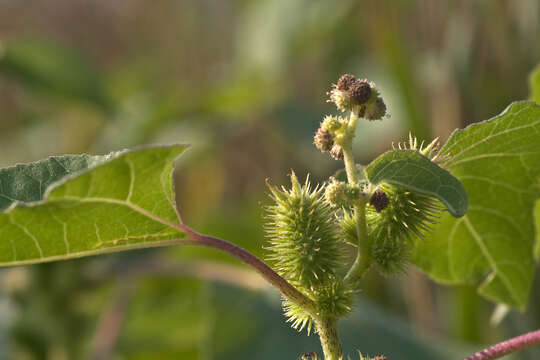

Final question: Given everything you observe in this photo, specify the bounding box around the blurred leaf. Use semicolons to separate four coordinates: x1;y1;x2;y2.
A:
414;101;540;309
118;278;209;360
210;285;466;360
364;150;468;217
529;63;540;104
202;72;282;118
0;145;186;266
0;38;111;111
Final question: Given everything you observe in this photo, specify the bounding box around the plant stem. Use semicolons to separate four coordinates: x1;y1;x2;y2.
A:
464;329;540;360
343;202;370;286
341;108;371;285
315;317;343;360
178;222;317;314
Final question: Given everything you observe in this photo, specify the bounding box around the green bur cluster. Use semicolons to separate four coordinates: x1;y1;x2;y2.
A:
265;169;442;335
265;173;354;332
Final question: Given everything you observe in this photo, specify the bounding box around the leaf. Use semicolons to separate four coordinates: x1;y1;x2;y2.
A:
529;62;540;104
0;38;111;110
0;145;187;266
364;150;468;217
0;154;109;211
413;101;540;309
211;286;464;360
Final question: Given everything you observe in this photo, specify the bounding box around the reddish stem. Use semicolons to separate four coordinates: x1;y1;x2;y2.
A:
178;222;316;312
464;329;540;360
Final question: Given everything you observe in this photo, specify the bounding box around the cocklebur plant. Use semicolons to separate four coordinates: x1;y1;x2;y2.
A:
263;74;464;359
0;73;539;359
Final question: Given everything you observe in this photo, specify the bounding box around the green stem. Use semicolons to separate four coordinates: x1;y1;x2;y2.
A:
341;108;372;285
344;202;370;285
315;317;343;360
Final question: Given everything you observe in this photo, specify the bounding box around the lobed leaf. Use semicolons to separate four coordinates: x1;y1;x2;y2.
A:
364;150;468;217
0;145;187;266
413;101;540;309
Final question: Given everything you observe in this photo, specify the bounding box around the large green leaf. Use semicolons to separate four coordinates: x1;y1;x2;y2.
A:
364;150;468;217
413;101;540;309
0;145;186;266
0;154;108;211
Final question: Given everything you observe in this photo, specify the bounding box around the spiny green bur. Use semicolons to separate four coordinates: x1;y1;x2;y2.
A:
367;185;442;276
265;173;341;290
265;173;354;331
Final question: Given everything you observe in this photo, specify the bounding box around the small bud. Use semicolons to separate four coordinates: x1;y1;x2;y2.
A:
365;97;387;121
329;144;344;160
369;189;389;212
349;80;372;105
314;128;334;152
345;185;362;202
336;74;356;91
321;115;342;132
325;179;348;207
325;178;362;207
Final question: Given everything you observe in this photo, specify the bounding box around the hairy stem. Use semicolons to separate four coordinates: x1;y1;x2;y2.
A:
343;202;370;285
315;317;343;360
464;329;540;360
341;108;371;285
178;222;316;314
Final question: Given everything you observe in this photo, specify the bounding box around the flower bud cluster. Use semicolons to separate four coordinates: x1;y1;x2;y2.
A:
314;115;347;160
328;74;374;112
327;74;387;121
316;74;389;160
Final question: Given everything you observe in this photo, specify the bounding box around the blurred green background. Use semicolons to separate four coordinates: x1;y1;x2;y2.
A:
0;1;539;359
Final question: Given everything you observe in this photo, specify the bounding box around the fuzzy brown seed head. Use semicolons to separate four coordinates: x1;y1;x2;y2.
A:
314;128;334;152
365;97;387;121
372;356;388;360
349;80;372;105
330;144;344;160
370;189;389;212
337;74;356;91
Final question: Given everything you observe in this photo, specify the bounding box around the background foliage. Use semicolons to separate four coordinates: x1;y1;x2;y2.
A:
0;1;539;359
